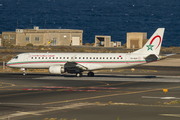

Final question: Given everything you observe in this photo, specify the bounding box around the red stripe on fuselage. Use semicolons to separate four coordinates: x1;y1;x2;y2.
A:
7;61;147;66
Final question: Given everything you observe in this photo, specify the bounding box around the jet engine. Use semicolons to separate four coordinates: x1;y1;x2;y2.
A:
49;66;65;74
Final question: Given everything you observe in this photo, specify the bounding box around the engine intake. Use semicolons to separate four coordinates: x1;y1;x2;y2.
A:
49;66;65;74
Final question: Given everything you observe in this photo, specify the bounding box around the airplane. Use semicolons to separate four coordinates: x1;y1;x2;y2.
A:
7;28;165;77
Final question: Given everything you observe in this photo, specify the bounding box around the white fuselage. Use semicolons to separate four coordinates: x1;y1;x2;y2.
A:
7;52;149;70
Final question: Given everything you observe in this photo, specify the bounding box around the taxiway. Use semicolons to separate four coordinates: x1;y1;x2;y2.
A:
0;71;180;120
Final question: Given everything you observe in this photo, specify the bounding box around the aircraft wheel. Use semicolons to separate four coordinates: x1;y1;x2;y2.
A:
23;71;26;75
76;72;82;77
21;68;26;75
88;72;94;77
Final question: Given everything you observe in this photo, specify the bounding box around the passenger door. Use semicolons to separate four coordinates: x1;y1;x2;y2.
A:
125;53;130;64
24;53;29;63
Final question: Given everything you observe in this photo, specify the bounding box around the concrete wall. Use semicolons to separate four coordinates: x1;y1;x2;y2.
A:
126;32;147;49
116;42;121;47
2;28;83;46
95;35;111;47
2;32;16;46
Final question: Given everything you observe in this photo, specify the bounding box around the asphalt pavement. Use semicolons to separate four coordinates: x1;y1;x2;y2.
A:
0;72;180;120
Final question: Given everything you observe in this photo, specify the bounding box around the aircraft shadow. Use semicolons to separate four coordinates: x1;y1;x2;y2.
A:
62;74;158;79
1;73;159;79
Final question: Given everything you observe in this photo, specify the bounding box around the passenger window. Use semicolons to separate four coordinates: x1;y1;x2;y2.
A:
49;57;51;59
63;57;65;59
90;57;92;59
117;57;119;59
79;57;81;59
103;57;105;59
106;57;108;59
35;57;37;59
60;57;61;59
71;57;73;59
56;57;58;59
96;57;98;59
110;57;112;59
75;57;77;59
83;57;85;59
114;57;116;59
39;57;40;59
42;57;44;59
53;57;54;59
31;57;33;59
86;57;88;59
93;57;95;59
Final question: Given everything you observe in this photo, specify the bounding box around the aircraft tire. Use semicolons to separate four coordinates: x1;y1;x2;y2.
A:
76;72;82;77
88;72;94;77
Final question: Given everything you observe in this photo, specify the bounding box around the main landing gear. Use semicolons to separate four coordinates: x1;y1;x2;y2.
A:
76;71;94;77
87;71;94;77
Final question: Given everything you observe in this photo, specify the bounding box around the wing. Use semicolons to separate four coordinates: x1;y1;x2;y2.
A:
64;54;103;72
64;61;103;72
64;62;87;71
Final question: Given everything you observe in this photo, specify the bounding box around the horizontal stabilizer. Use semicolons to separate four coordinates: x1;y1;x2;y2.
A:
159;53;176;60
163;53;176;57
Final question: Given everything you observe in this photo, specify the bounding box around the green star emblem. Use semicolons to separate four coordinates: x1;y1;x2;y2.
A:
146;43;154;51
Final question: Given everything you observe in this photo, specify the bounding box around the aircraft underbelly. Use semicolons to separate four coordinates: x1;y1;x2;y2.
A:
100;62;142;69
79;62;130;70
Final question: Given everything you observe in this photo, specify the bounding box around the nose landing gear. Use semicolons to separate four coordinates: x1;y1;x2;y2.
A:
21;68;26;75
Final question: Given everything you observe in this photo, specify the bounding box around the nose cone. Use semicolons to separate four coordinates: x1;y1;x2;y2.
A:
6;60;12;67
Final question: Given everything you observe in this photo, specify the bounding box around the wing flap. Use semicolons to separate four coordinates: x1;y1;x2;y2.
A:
79;63;103;70
65;62;87;70
65;62;103;71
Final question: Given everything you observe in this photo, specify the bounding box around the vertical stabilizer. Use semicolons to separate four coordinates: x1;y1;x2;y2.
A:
133;28;165;55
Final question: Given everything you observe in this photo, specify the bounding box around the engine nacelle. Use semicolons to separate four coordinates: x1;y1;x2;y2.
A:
49;66;65;74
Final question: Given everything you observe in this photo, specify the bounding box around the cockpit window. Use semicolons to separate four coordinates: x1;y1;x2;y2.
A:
13;56;18;59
